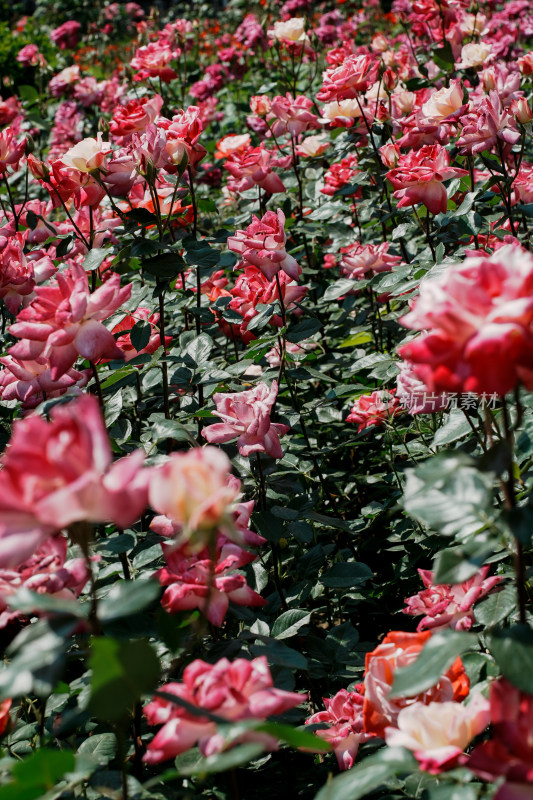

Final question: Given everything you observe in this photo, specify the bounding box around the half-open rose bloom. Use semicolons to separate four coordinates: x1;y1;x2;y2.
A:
202;381;290;458
215;133;251;160
398;245;533;396
155;534;266;626
320;98;363;128
143;656;305;763
228;209;301;281
386;144;468;216
9;263;131;380
385;694;490;774
58;134;112;173
321;154;360;197
403;567;502;632
420;80;467;123
0;535;90;627
48;136;112;209
0;354;89;409
347;390;401;433
295;135;330;157
109;95;164;143
268;17;310;48
130;42;178;83
363;631;470;737
268;93;319;138
51;20;81;50
0;232;56;314
457;92;520;157
224;146;287;195
468;678;533;800
306;687;375;770
0;395;149;567
340;242;402;281
456;42;494;70
149;447;242;550
0;127;26;175
317;54;378;102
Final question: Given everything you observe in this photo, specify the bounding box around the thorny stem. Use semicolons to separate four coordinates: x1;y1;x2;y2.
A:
187;168;205;432
256;454;288;611
156;282;171;421
501;396;527;624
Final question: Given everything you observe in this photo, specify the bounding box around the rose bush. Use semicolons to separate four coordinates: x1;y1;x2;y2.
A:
0;1;530;799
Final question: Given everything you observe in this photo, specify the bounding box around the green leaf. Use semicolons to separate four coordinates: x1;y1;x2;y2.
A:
184;245;220;268
247;302;276;331
474;585;515;627
25;210;38;230
182;333;213;367
176;743;265;776
130;320;152;352
7;588;87;619
198;197;217;213
390;630;476;698
320;562;373;589
271;609;312;640
89;638;160;721
150;416;196;445
432;410;473;447
18;85;39;104
257;722;330;751
339;331;373;348
489;624;533;692
314;746;417;800
433;42;454;70
98;579;161;622
323;279;354;302
83;248;108;272
403;453;493;537
286;318;321;343
143;252;186;279
77;733;117;766
0;749;75;800
432;542;499;584
249;639;308;670
392;222;416;241
56;235;73;257
0;618;74;699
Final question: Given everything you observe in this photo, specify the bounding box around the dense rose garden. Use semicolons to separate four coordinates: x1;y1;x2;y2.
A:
0;0;532;797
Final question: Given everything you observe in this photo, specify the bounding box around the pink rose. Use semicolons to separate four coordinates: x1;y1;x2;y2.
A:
202;381;290;458
0;127;26;175
155;533;266;626
143;656;305;763
0;535;91;627
228;209;301;281
398;244;533;396
9;263;131;380
347;390;401;433
403;567;503;632
306;687;375;770
386;144;468;216
51;20;81;50
317;54;378;102
0;395;149;567
149;447;242;549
